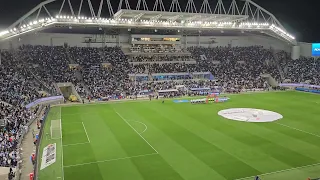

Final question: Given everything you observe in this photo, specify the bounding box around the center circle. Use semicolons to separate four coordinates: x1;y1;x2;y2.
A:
218;108;283;123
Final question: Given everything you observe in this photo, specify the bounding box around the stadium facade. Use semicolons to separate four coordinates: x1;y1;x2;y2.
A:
0;0;313;58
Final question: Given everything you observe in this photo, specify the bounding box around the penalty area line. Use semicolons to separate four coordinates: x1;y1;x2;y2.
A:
114;109;158;154
63;142;90;147
275;122;320;138
234;162;320;180
63;153;158;168
128;120;148;134
82;122;91;143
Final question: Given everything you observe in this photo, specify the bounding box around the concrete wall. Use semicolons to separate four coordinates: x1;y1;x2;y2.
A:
0;33;124;49
298;42;312;57
182;35;291;51
291;46;301;60
1;32;291;52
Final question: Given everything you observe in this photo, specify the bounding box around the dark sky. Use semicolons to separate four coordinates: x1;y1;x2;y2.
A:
0;0;318;42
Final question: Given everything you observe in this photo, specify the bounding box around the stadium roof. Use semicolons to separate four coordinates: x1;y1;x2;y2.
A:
0;0;297;45
113;9;248;22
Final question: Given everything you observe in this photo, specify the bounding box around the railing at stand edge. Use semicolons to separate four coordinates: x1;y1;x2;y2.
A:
33;105;50;180
13;105;43;180
279;83;320;88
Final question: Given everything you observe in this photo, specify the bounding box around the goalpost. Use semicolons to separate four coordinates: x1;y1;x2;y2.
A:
51;119;62;139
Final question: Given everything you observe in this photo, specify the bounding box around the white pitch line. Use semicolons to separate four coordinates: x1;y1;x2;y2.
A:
128;120;148;134
60;106;65;180
114;110;158;154
275;122;320;138
64;153;158;168
63;142;90;147
61;122;83;125
82;122;91;143
234;162;320;180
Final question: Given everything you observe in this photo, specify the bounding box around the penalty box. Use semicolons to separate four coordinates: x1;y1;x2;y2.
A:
60;111;158;168
61;122;90;146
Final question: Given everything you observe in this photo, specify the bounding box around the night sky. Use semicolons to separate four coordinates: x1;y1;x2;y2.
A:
0;0;318;42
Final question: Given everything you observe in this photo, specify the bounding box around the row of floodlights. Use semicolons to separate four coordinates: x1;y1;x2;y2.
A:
5;18;56;34
55;15;116;22
0;16;294;40
270;24;295;39
240;22;269;26
55;15;235;25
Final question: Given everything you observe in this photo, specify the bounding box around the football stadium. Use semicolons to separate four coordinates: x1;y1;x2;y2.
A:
0;0;319;180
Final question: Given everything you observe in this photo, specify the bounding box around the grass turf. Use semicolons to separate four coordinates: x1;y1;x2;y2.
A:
38;91;320;180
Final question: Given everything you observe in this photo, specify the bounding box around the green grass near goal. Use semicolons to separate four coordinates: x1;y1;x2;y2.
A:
38;91;320;180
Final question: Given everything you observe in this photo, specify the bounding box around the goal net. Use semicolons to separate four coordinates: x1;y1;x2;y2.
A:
51;120;62;139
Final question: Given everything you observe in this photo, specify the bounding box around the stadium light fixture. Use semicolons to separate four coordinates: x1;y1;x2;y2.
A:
0;30;8;37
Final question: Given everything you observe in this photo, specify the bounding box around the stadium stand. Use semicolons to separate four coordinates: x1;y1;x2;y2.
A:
0;45;289;99
0;0;318;179
3;44;319;100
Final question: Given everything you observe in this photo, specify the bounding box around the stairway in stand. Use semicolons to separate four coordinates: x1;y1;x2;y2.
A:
65;46;92;97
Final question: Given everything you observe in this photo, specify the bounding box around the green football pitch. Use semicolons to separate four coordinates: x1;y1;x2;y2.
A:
38;91;320;180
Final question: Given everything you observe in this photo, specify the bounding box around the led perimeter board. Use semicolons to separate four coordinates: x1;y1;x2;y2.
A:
312;43;320;56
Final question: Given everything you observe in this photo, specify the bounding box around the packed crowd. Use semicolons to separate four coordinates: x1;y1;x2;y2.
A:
2;44;319;101
127;46;277;91
128;55;194;62
18;45;81;93
1;45;284;100
130;44;185;53
80;47;131;98
3;44;319;99
0;107;35;167
69;47;103;66
129;63;198;74
188;46;279;89
276;51;320;85
0;50;41;106
0;50;41;179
